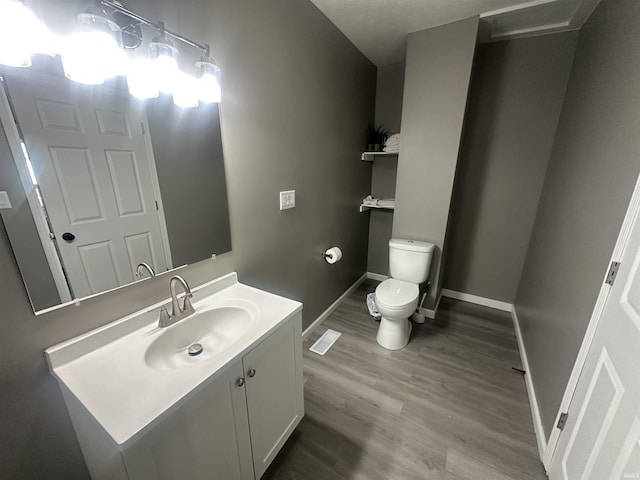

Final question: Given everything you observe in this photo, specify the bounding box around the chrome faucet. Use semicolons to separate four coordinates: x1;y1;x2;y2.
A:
135;262;155;279
158;275;195;328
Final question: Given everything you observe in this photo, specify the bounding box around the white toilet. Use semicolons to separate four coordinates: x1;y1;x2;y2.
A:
375;239;435;350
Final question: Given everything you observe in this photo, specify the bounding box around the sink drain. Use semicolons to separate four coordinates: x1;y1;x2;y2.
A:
188;343;203;356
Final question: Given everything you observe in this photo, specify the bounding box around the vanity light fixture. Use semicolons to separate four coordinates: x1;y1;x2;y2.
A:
0;0;222;107
0;0;54;68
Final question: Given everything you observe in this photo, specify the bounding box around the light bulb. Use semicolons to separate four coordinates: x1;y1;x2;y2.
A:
172;73;199;108
149;27;179;94
61;14;127;85
127;58;159;99
195;60;221;103
0;0;54;67
154;53;179;93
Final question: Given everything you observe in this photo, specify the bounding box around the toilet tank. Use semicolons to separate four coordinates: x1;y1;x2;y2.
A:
389;239;435;284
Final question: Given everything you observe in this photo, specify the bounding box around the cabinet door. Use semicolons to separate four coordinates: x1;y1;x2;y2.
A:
123;361;254;480
243;314;304;479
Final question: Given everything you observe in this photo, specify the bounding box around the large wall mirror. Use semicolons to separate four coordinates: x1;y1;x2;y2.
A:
0;58;231;313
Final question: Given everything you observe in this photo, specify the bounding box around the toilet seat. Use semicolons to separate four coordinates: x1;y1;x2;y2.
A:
375;279;419;311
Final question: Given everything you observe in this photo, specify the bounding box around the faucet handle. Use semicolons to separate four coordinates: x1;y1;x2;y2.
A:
182;295;195;313
158;306;171;327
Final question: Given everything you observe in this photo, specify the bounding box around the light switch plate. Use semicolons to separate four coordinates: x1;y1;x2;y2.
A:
279;190;295;210
0;191;12;209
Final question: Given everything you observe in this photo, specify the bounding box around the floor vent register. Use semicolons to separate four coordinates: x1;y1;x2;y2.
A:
309;329;342;355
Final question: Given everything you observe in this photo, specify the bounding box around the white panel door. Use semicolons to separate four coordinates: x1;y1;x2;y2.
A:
5;73;168;298
549;180;640;480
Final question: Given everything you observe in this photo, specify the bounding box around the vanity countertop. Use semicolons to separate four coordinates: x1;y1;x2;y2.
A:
45;272;302;449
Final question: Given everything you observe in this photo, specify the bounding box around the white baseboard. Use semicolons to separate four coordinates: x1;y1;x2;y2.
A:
366;272;388;281
302;273;367;340
440;288;513;312
511;307;547;460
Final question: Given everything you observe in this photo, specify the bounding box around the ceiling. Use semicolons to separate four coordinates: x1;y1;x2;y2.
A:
309;0;601;66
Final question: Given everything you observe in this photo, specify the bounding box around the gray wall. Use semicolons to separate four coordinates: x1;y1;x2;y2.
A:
0;0;375;477
393;17;478;309
367;62;404;275
146;99;232;266
516;0;640;440
0;124;60;310
374;61;405;134
443;33;578;302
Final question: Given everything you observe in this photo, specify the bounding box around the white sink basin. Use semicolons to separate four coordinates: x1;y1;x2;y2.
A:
45;273;302;447
145;299;259;370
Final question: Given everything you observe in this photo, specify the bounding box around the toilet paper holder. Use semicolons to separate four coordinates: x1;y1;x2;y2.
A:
323;246;343;264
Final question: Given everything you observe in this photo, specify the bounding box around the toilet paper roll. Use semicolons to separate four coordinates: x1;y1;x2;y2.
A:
324;247;343;264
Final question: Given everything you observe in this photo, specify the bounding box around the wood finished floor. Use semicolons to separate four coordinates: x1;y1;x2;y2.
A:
263;280;548;480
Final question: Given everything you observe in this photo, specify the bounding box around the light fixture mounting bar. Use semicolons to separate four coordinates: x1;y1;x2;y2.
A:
100;0;208;52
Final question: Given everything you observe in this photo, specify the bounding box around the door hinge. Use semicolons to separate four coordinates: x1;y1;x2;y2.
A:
155;200;159;211
557;412;569;431
605;261;620;286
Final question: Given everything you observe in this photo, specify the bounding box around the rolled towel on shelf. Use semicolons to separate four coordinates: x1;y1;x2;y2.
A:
362;194;378;206
383;133;401;153
362;195;395;208
384;133;401;145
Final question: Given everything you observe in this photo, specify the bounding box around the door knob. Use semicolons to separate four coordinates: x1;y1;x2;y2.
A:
248;368;256;378
236;377;245;387
62;232;75;242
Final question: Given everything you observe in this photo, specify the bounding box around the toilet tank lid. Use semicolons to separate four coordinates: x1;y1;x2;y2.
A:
389;238;435;253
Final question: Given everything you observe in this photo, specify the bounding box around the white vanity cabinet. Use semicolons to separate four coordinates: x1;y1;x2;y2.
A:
122;360;255;480
62;312;304;480
242;313;304;478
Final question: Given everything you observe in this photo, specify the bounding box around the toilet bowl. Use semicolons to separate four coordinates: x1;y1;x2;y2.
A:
375;279;419;350
374;238;434;350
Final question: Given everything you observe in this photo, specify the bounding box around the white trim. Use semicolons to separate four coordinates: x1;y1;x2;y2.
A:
490;20;570;40
511;307;548;460
543;172;640;469
441;288;513;312
0;79;72;304
480;0;557;18
366;271;388;281
303;273;367;339
139;110;173;271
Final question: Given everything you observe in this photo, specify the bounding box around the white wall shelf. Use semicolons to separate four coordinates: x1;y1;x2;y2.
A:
361;152;399;161
359;204;395;213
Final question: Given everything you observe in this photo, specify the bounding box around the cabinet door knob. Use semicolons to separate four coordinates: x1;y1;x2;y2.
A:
236;377;245;387
248;368;256;378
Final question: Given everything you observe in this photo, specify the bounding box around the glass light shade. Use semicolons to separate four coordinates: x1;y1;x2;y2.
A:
61;14;127;85
149;41;179;94
127;58;159;99
195;60;221;103
0;0;54;67
172;73;199;108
